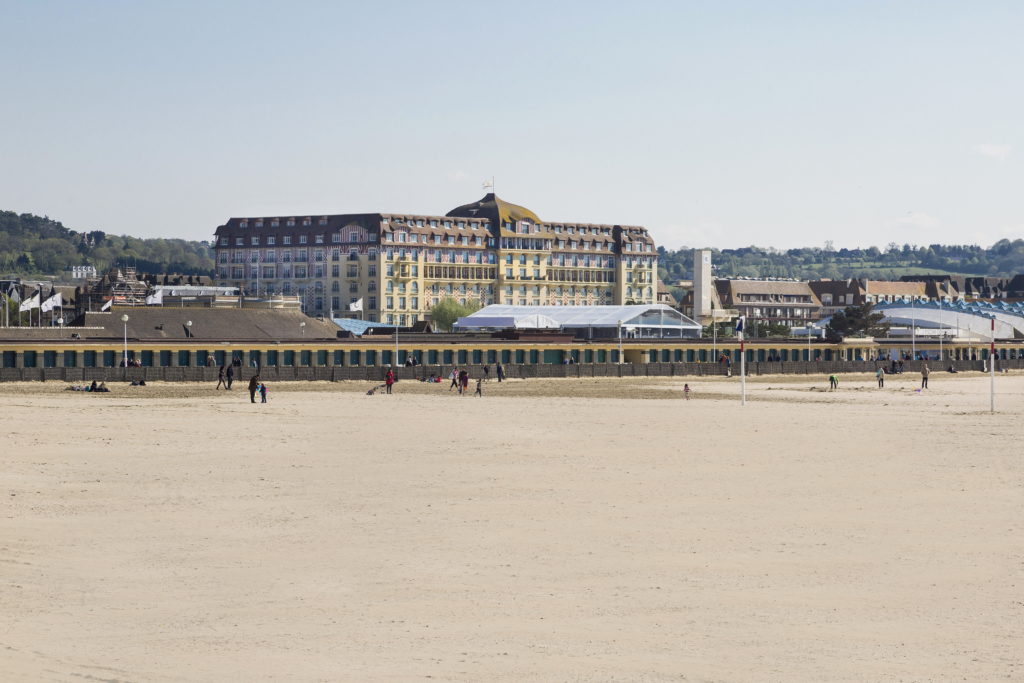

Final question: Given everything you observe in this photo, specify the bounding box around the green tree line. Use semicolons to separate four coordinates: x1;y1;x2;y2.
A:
0;210;214;277
658;240;1024;283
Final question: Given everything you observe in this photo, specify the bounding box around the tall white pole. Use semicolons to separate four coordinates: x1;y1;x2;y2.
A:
121;315;129;368
938;299;943;363
911;297;916;360
739;317;746;406
617;319;623;364
990;317;995;414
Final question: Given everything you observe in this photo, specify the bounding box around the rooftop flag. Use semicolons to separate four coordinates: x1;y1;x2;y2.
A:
349;298;363;312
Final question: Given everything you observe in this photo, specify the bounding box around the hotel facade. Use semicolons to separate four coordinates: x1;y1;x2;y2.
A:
213;193;658;323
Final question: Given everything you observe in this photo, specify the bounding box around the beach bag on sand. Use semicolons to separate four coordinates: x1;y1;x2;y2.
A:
366;383;386;395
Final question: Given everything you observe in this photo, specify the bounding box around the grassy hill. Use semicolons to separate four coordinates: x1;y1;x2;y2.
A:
0;211;214;278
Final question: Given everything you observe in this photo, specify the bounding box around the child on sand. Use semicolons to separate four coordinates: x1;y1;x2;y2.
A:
684;383;691;400
259;382;268;403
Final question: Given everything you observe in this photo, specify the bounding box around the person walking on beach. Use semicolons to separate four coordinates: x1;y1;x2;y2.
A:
459;369;469;395
483;365;490;380
876;367;885;388
449;367;459;391
226;364;234;390
828;374;839;391
385;368;395;395
248;374;260;403
921;363;930;389
474;378;483;396
496;362;505;382
216;365;226;390
684;383;691;400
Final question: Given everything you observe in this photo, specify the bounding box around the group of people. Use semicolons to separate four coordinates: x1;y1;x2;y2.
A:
216;364;235;390
67;380;110;392
247;375;268;403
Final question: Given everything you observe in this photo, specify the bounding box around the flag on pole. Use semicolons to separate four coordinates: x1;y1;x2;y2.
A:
735;316;744;333
348;298;363;312
145;289;164;305
19;293;40;312
7;284;20;304
41;292;62;313
100;298;112;311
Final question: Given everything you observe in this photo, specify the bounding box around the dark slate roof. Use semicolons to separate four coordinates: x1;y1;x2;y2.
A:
65;308;340;341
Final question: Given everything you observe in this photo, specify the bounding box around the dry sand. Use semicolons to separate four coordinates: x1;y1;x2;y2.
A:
2;372;1022;681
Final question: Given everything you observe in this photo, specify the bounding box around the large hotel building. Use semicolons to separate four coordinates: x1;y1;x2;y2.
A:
213;193;658;323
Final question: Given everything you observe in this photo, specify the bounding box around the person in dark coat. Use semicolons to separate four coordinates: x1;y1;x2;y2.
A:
216;365;226;390
496;363;505;382
226;365;234;389
248;375;260;403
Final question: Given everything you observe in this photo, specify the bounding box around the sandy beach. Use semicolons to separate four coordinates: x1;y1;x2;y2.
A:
2;372;1022;681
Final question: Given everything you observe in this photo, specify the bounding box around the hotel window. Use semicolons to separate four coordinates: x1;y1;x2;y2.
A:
271;220;279;227
429;220;437;227
267;236;275;246
255;220;263;227
416;219;424;227
303;218;311;226
331;233;341;243
235;237;244;246
299;235;307;244
286;219;295;227
283;236;292;245
265;249;275;261
250;236;259;245
331;280;340;291
315;234;324;244
297;249;308;260
219;237;228;246
319;218;328;226
332;297;340;309
385;297;394;309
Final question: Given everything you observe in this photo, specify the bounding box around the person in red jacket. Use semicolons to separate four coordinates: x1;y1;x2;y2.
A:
385;368;395;395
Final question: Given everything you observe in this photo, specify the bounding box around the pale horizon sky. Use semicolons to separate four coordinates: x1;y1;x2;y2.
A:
1;1;1021;250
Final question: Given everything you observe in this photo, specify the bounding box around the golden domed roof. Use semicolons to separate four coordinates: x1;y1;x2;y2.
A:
446;193;542;229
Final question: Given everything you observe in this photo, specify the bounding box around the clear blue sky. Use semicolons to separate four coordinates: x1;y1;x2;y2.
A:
1;1;1021;249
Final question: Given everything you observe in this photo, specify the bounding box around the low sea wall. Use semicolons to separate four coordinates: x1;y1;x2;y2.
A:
3;358;1020;383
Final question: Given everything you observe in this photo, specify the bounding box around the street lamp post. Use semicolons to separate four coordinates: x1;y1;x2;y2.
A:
120;313;129;369
186;320;193;338
300;321;306;337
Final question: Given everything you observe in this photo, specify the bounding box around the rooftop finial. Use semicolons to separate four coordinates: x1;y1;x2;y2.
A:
482;177;495;193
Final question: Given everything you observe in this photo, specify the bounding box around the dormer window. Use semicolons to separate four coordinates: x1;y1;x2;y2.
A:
239;220;248;228
286;219;295;227
255;220;263;228
271;219;280;227
302;218;311;226
319;218;328;226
